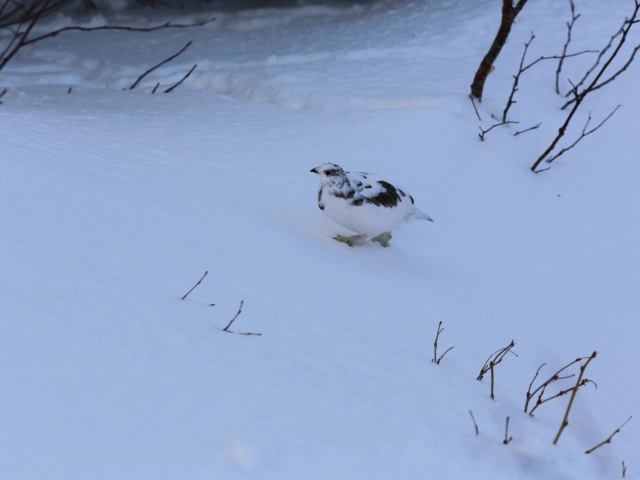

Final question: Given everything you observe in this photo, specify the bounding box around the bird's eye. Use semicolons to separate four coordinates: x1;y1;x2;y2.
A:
324;169;334;176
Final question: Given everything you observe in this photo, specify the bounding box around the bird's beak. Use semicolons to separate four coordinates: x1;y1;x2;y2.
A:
310;167;319;174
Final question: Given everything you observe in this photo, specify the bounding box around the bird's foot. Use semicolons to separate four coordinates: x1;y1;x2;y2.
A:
334;234;369;247
371;231;392;247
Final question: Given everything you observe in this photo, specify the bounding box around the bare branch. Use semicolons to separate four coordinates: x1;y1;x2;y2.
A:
532;1;639;171
163;64;197;93
479;121;519;141
503;32;535;122
432;321;454;364
503;416;513;445
221;300;261;336
585;416;633;454
129;40;192;90
469;410;479;436
181;270;208;300
525;356;595;415
222;300;244;332
477;340;517;400
469;94;482;121
22;17;216;46
503;31;595;122
553;351;597;445
514;122;541;136
545;105;621;164
556;0;580;94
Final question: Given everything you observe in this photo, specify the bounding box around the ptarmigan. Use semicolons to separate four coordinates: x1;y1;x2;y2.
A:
310;163;433;247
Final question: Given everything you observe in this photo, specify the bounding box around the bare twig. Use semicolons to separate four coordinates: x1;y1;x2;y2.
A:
23;17;216;46
479;121;519;141
556;0;581;94
221;300;261;336
181;270;208;300
525;357;597;415
503;416;513;445
504;32;535;122
129;40;192;90
0;15;215;73
432;321;454;364
553;351;597;445
531;1;640;172
545;105;621;164
503;31;594;121
222;300;243;332
469;410;479;436
151;82;160;94
477;340;517;400
0;87;6;103
514;123;541;136
470;0;530;101
469;94;482;121
163;64;197;93
585;416;633;454
622;460;628;478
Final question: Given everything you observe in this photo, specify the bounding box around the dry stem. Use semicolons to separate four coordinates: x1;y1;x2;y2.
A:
553;351;597;445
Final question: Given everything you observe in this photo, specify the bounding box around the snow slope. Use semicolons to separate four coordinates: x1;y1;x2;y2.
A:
1;0;639;478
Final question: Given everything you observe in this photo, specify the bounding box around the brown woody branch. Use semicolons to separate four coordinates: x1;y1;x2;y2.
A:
531;0;640;172
585;416;633;454
553;351;597;445
544;104;621;165
477;340;517;400
432;321;454;364
470;0;529;101
556;0;580;94
503;31;595;122
525;356;597;415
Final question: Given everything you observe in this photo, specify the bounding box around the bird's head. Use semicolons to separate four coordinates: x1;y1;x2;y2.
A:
310;163;347;182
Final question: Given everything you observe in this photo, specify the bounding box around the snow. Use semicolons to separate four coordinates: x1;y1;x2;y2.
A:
1;0;639;478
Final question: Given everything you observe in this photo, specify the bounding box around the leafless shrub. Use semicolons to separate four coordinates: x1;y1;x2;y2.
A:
431;321;454;364
553;351;597;445
531;0;640;172
477;340;517;400
524;356;597;416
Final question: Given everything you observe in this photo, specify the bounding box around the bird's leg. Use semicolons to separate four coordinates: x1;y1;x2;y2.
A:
334;234;369;247
371;232;392;247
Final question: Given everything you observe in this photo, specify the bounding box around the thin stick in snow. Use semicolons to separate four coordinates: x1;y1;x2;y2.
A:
181;270;208;300
478;121;518;141
553;351;597;445
129;40;193;90
163;64;197;93
469;410;479;436
585;416;633;454
514;123;541;136
503;416;513;444
222;300;261;336
477;340;517;400
432;321;454;364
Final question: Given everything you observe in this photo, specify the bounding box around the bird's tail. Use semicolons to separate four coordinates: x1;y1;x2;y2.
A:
413;207;434;222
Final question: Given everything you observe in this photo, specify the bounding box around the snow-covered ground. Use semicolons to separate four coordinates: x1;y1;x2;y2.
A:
1;0;639;478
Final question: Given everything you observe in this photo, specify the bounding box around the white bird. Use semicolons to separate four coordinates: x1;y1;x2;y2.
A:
310;163;433;247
